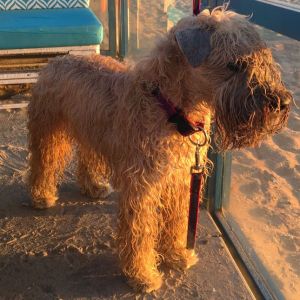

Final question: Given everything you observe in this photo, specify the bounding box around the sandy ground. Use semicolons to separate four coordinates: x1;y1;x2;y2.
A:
0;1;299;299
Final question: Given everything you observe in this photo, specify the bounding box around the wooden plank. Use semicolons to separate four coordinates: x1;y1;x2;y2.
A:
0;63;47;70
69;49;99;56
0;102;29;110
0;72;38;80
0;45;99;85
0;78;37;84
0;45;100;56
0;71;38;84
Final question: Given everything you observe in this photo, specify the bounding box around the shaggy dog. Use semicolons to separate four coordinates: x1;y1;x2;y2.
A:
28;8;291;292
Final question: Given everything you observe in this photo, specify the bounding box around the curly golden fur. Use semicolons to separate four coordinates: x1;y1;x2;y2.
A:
27;7;291;292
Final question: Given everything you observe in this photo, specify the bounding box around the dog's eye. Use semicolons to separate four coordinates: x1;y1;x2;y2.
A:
227;60;248;72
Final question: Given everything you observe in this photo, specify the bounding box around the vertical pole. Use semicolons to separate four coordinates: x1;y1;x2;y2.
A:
108;0;117;56
120;0;129;58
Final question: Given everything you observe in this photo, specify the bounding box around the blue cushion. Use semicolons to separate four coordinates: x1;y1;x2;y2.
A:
0;0;89;11
167;6;187;24
0;8;103;49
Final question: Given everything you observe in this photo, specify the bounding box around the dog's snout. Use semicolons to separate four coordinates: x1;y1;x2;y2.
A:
263;89;292;112
267;96;290;111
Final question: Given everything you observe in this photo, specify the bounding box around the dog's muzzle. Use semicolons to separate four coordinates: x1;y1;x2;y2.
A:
253;85;292;113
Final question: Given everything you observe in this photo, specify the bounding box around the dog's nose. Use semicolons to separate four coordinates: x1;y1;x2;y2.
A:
280;97;291;110
267;90;292;111
268;97;290;111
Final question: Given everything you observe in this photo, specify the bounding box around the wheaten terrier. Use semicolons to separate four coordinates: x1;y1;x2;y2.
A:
28;7;291;292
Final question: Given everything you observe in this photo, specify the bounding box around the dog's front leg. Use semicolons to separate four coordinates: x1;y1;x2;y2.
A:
117;185;163;292
160;174;199;270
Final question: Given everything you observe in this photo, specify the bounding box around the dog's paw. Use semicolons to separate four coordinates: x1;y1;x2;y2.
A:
31;197;57;209
81;183;113;199
163;249;199;271
128;274;163;293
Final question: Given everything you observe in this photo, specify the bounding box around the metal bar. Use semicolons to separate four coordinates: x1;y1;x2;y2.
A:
119;0;129;58
213;153;224;211
204;147;218;212
221;152;232;209
205;148;231;211
108;0;117;56
201;0;223;10
229;0;300;41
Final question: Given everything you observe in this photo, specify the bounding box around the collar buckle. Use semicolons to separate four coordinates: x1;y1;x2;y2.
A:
152;85;205;137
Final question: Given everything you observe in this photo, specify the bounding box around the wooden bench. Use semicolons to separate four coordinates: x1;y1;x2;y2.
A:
0;0;103;84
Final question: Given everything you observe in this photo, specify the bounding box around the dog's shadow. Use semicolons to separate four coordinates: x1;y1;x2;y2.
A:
0;250;134;299
0;181;139;298
0;180;118;219
0;181;195;299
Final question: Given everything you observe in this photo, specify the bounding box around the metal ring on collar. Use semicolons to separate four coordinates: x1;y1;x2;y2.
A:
188;127;208;147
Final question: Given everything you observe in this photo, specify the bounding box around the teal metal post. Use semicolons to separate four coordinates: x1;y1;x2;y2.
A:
120;0;129;58
108;0;117;56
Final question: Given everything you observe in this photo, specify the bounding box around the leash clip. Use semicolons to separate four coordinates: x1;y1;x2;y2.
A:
188;127;208;147
191;143;203;174
188;127;208;174
187;137;206;249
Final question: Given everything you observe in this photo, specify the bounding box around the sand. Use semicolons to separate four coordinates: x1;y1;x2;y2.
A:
0;1;299;299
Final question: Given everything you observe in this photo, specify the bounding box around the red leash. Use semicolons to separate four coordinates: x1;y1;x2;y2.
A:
193;0;201;16
186;138;207;249
152;85;208;250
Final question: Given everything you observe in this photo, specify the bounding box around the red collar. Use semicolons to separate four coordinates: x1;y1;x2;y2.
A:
152;86;204;136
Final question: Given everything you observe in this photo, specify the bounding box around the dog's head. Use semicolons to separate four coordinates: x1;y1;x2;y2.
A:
171;7;292;150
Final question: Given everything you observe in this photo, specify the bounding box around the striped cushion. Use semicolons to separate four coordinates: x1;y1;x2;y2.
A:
0;0;89;11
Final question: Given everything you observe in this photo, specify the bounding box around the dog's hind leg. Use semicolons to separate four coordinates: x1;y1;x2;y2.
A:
159;174;198;270
76;146;112;199
28;118;72;209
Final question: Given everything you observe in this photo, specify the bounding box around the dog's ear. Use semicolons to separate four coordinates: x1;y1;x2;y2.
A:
175;27;211;67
